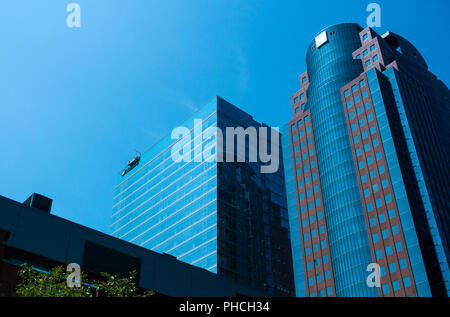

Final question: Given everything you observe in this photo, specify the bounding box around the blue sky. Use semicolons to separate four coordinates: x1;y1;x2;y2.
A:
0;0;448;234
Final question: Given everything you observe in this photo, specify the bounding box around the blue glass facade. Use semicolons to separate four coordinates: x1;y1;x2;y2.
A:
303;23;377;297
113;96;294;296
282;123;306;296
366;67;432;296
361;29;450;296
112;98;218;272
369;65;449;296
283;23;449;297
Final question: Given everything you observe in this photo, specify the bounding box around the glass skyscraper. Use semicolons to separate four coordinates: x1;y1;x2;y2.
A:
112;96;294;296
283;23;449;297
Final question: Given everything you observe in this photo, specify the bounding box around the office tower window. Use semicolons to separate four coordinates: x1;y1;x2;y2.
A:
393;280;400;292
403;277;411;288
385;246;393;256
392;225;399;235
382;284;390;295
372;183;379;192
372;233;379;243
376;249;383;260
389;262;397;273
399;259;407;270
388;208;395;219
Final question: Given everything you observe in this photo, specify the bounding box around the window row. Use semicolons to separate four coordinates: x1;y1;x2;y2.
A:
290;115;310;131
348;107;374;121
307;270;332;286
381;276;412;295
299;182;320;194
296;172;318;186
305;254;329;270
302;210;323;227
309;286;333;297
301;224;325;239
292;125;312;142
299;198;322;211
304;239;327;254
364;55;378;67
344;79;366;97
295;103;306;113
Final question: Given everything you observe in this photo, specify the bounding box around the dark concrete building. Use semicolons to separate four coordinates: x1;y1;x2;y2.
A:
282;23;449;297
0;193;265;297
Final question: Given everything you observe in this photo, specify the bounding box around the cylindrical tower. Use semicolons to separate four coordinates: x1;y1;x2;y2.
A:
305;23;378;296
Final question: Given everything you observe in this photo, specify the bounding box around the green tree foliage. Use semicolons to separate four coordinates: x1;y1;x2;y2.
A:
14;264;155;297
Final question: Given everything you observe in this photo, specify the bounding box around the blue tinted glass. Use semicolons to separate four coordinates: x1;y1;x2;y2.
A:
372;233;379;243
389;262;396;273
388;208;395;219
392;225;399;235
392;280;400;292
376;249;383;259
403;276;411;288
385;245;393;256
382;284;389;295
399;259;407;269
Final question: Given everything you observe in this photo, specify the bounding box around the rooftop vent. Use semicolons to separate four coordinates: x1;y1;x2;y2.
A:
23;193;53;213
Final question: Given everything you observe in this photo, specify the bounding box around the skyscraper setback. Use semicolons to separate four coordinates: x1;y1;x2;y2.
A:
112;96;294;296
282;23;449;297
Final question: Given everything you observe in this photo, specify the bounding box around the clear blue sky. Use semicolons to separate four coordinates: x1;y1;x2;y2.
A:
1;0;448;234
